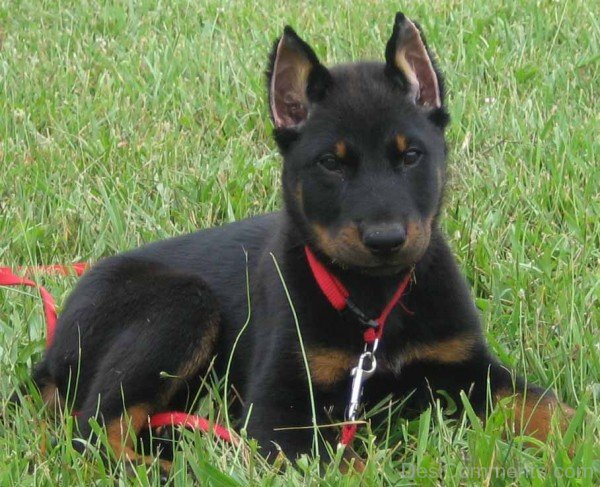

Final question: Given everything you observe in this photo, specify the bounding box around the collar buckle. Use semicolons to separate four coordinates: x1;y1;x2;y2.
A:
343;298;379;329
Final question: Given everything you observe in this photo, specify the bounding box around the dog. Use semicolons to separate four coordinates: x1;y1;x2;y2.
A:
22;12;574;473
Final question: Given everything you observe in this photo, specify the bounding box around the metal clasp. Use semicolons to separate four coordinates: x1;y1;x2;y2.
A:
346;339;379;422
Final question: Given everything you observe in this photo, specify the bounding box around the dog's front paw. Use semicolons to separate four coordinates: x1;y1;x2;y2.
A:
495;388;576;447
339;446;366;474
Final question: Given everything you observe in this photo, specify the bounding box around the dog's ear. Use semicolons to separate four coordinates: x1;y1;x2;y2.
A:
267;26;331;129
385;13;442;110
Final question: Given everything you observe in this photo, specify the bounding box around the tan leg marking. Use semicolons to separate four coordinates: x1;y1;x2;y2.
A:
40;383;64;417
177;315;219;379
106;404;172;472
161;313;220;404
495;389;575;442
340;447;366;474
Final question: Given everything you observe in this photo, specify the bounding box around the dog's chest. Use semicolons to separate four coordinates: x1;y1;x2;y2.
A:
305;325;412;390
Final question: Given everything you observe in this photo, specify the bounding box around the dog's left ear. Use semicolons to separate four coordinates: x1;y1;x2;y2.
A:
385;13;442;110
267;26;331;130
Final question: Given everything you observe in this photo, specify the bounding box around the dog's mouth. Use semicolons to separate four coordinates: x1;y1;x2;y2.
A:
335;250;420;275
355;260;412;276
310;221;431;275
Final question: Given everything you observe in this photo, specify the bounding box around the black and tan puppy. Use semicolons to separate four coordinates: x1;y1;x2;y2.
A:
25;12;573;470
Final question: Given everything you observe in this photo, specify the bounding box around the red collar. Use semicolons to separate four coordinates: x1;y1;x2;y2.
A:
304;245;412;343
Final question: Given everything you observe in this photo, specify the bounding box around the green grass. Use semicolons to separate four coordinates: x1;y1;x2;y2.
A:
1;0;598;484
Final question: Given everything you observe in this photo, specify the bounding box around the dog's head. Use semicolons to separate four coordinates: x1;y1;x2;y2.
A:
267;13;449;274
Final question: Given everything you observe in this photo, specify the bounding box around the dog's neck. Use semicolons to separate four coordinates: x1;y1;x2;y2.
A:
276;211;418;314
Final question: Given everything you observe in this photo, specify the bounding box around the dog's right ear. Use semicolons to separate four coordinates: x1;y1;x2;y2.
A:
267;27;331;130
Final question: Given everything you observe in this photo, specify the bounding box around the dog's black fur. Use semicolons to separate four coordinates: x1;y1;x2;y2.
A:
24;12;572;470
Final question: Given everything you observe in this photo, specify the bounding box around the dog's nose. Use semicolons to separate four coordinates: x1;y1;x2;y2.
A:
361;224;406;254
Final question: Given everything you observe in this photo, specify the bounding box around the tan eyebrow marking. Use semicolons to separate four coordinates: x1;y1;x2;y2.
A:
335;141;347;159
395;134;408;152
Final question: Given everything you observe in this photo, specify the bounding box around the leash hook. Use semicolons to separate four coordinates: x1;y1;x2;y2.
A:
346;341;379;422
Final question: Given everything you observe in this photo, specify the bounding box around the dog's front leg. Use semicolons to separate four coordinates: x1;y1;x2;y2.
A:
397;344;575;444
243;374;333;464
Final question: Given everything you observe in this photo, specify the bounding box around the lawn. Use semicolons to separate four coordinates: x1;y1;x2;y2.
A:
0;0;598;485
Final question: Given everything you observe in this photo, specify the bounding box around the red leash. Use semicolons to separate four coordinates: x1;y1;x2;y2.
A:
0;265;88;346
304;246;412;446
0;264;235;444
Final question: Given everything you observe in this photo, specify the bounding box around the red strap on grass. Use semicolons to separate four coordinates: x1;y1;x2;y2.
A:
1;264;234;444
0;265;87;346
149;412;236;444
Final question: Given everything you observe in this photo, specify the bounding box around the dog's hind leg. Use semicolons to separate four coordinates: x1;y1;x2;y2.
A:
32;360;65;416
8;360;64;419
70;266;220;473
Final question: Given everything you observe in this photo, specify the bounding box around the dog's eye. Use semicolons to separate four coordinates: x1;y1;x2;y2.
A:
317;155;342;173
401;149;423;166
